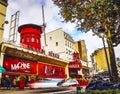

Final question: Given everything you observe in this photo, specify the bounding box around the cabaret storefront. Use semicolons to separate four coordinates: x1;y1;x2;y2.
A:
3;55;37;76
68;52;82;78
68;61;82;78
1;24;67;79
3;54;66;79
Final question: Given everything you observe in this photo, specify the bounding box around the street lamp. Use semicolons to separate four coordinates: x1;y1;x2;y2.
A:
2;21;8;27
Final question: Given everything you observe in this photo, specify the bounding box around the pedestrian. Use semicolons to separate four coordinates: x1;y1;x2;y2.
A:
1;77;6;89
13;77;17;89
5;75;12;90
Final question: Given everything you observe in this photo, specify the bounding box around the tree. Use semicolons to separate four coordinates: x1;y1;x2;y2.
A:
52;0;120;82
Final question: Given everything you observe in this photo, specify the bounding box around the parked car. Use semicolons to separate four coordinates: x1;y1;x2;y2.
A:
60;79;79;87
29;79;60;89
113;83;120;89
85;79;114;91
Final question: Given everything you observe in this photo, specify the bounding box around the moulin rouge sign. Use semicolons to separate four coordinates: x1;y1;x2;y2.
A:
3;56;36;73
21;44;59;59
11;61;30;71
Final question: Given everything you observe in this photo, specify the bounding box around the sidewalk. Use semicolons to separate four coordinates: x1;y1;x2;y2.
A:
69;86;86;93
0;86;29;90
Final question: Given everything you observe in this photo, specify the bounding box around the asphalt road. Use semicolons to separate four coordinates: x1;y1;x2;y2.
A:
0;87;79;94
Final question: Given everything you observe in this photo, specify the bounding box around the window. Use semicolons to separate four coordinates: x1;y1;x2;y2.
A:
36;38;39;43
26;36;29;42
69;50;70;55
56;42;58;46
50;36;52;40
65;40;67;45
67;41;69;47
66;49;68;54
21;38;24;43
31;37;35;42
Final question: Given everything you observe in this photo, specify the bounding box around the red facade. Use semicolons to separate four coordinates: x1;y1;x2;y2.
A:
2;24;66;79
68;61;82;78
68;51;82;78
3;55;37;76
3;55;66;78
18;24;43;50
38;63;66;78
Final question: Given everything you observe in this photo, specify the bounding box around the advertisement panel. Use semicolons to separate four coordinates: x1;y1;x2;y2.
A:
38;63;65;78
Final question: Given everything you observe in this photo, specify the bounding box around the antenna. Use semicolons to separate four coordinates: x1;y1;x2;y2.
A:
42;5;47;46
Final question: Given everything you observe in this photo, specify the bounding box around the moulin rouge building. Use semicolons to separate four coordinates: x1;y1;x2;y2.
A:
1;24;68;79
0;0;84;81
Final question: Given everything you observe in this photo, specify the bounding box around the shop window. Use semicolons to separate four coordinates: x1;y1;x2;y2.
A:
69;69;77;77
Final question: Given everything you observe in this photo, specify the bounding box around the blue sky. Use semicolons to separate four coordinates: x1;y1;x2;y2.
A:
4;0;120;61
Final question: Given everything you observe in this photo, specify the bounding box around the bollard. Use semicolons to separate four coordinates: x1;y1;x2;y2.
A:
76;86;82;94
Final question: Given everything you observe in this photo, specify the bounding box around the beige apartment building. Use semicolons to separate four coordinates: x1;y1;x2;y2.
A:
41;28;91;77
0;0;8;43
41;28;75;62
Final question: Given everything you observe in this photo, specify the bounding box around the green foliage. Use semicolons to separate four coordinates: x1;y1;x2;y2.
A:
19;75;26;80
79;90;120;94
52;0;120;46
52;0;120;82
30;75;36;81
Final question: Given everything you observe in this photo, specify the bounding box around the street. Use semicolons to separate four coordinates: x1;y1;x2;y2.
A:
0;87;83;94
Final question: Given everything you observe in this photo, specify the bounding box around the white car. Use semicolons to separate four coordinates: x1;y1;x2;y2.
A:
61;79;79;87
29;79;59;89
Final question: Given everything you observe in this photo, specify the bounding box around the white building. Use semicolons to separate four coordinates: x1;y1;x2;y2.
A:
116;58;120;77
41;28;75;62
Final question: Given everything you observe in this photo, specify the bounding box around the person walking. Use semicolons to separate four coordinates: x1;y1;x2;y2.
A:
5;76;12;90
1;77;6;89
13;77;17;89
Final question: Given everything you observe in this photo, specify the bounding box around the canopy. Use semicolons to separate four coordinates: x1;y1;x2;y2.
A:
0;65;6;72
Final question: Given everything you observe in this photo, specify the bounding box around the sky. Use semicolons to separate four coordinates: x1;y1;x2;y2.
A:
4;0;120;61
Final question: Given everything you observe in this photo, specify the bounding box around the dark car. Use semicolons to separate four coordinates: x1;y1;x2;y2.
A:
113;83;120;89
85;79;114;91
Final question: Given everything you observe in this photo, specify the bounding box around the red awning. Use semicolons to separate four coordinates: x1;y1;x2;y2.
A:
2;72;36;76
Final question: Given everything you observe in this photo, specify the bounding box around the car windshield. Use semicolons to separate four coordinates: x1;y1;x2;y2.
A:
66;79;77;83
